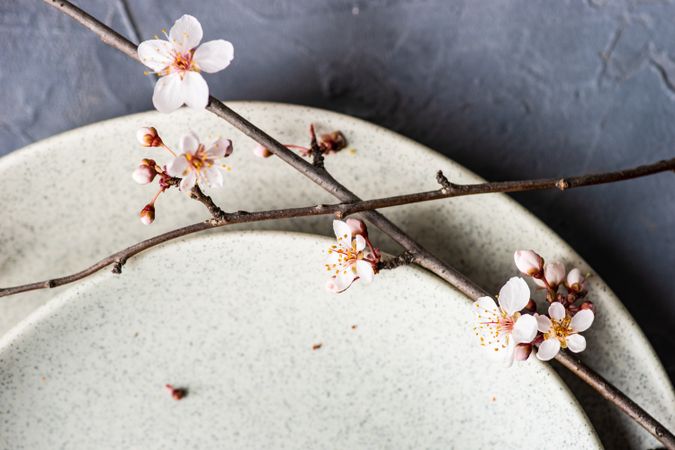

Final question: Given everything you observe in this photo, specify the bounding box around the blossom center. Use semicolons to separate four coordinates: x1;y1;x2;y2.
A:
545;316;573;347
185;145;213;172
171;50;197;74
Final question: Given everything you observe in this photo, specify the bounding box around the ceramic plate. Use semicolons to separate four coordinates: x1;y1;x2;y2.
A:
0;231;600;449
0;102;672;448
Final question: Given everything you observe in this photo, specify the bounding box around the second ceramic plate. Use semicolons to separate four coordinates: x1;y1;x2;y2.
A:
0;232;600;449
0;102;672;447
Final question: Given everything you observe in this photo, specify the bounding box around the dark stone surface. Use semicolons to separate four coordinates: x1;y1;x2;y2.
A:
1;1;673;381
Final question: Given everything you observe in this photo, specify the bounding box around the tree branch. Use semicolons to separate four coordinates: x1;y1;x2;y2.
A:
35;1;675;446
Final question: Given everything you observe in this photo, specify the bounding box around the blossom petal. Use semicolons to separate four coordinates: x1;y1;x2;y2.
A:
548;302;566;321
497;277;530;316
334;268;356;291
182;72;209;110
138;39;173;71
536;338;561;361
473;296;499;318
333;220;352;244
179;172;197;191
354;234;367;252
193;40;234;73
152;73;184;113
566;334;587;353
513;343;533;362
570;309;594;333
179;132;200;154
536;313;552;333
512;314;537;344
207;138;232;159
165;155;189;177
204;166;224;187
356;260;374;284
169;15;203;53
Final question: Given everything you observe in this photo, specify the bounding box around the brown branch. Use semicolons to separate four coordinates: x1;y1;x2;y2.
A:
377;251;416;271
190;184;227;220
36;1;675;446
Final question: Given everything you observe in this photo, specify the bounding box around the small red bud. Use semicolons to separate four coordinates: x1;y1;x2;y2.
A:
139;204;155;225
319;131;348;153
165;384;187;400
580;301;594;312
524;299;537;312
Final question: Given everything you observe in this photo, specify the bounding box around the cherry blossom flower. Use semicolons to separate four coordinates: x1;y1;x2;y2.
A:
535;302;594;361
514;250;544;276
325;220;380;293
165;133;233;192
138;15;234;113
472;277;538;366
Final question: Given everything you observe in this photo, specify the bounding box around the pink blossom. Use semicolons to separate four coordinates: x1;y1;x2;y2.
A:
514;250;544;276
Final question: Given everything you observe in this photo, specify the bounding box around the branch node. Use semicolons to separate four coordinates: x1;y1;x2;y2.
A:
111;258;127;274
436;170;456;193
377;251;416;271
556;179;570;190
46;280;56;289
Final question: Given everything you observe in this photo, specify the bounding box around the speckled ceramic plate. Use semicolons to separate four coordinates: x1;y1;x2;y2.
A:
0;102;672;448
0;231;601;449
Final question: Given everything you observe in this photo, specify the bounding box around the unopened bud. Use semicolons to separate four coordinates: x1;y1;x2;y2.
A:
320;131;348;153
136;127;162;147
132;161;157;184
535;261;566;288
253;144;272;158
566;268;586;293
514;250;544;276
580;301;594;312
139;204;155;225
346;218;368;237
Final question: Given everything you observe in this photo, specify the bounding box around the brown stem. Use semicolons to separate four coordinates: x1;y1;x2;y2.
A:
190;184;227;220
35;1;675;446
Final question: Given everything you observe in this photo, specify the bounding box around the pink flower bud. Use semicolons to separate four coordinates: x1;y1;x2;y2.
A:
253;144;272;158
132;162;157;184
514;250;544;276
566;268;585;293
139;204;155;225
136;127;162;147
346;218;368;237
534;261;566;288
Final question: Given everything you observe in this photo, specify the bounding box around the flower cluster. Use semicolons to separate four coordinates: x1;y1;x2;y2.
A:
325;219;381;293
133;127;233;224
253;124;348;159
138;15;234;113
473;250;595;365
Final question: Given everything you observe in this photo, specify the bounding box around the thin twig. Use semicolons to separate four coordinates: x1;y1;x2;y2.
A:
309;124;325;169
35;1;675;446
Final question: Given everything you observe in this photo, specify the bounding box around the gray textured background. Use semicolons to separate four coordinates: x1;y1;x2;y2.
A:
1;1;673;381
